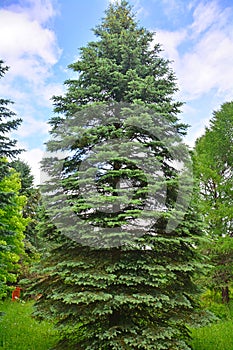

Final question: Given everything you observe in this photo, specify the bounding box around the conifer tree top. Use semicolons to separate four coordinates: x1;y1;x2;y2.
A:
53;0;183;117
0;60;22;159
94;0;137;35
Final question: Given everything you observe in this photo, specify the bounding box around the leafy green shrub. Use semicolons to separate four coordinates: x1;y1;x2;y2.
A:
206;302;233;320
200;289;233;320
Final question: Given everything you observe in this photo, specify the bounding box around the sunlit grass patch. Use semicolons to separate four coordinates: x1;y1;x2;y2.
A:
0;300;58;350
191;319;233;350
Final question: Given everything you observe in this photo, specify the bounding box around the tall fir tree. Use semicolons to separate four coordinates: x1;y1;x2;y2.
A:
30;2;204;349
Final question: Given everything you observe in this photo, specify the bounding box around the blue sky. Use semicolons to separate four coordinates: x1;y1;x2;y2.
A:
0;0;233;184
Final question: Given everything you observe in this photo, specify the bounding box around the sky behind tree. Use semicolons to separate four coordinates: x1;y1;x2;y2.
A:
0;0;232;184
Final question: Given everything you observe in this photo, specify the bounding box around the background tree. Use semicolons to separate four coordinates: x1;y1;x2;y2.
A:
0;162;28;298
30;2;204;349
10;160;41;275
10;160;34;195
194;101;233;303
0;60;27;298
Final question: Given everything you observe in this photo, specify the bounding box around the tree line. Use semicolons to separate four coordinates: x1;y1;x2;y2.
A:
0;1;232;349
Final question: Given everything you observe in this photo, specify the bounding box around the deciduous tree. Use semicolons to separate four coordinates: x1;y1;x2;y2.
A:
0;162;28;298
10;160;41;272
194;101;233;303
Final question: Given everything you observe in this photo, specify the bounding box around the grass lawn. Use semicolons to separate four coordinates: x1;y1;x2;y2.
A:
1;298;233;349
191;320;233;350
0;300;58;350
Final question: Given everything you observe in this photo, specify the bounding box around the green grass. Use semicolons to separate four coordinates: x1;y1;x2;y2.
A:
0;300;58;350
190;300;233;350
191;320;233;350
1;298;233;350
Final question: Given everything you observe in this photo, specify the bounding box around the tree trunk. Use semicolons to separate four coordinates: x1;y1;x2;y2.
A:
221;286;230;304
109;309;121;328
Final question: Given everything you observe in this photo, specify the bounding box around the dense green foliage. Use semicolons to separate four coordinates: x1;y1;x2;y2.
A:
10;159;41;263
10;160;42;279
10;160;34;196
28;2;205;349
0;163;28;298
194;102;233;303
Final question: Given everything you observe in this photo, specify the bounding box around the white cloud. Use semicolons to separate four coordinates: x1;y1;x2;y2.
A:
16;115;49;138
150;0;188;24
155;0;233;101
184;116;211;147
181;29;233;99
0;8;61;84
0;81;27;102
190;1;219;35
0;10;57;63
160;0;185;17
190;1;231;36
0;0;62;110
5;0;59;25
20;147;44;186
153;0;233;146
154;29;186;64
0;0;62;184
38;82;65;107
